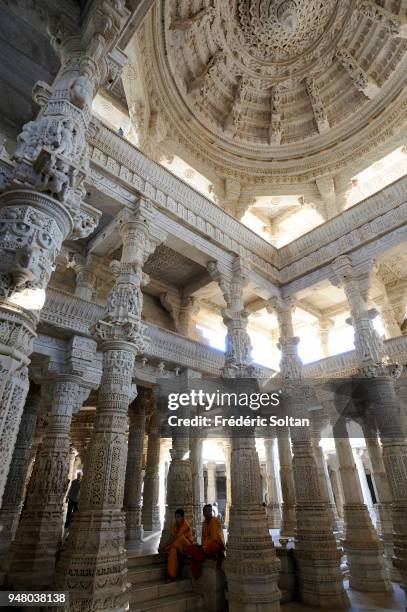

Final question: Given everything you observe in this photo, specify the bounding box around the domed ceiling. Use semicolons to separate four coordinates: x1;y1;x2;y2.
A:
127;0;407;205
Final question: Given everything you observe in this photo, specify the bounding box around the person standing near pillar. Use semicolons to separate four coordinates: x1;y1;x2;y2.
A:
65;472;82;529
0;1;129;507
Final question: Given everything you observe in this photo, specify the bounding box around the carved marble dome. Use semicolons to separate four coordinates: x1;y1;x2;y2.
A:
132;0;407;190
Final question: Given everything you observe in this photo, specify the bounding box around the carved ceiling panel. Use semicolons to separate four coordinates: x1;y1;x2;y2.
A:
144;244;206;287
128;0;407;190
376;252;407;285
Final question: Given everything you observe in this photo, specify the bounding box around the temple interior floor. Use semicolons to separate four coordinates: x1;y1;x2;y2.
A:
128;530;406;611
283;581;406;612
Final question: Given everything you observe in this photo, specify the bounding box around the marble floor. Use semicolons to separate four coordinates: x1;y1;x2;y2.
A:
282;581;406;612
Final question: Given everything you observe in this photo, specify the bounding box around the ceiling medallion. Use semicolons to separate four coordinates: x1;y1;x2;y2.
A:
275;1;298;31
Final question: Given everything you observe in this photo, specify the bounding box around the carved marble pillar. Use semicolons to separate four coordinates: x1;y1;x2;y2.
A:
177;296;200;338
287;387;349;608
7;371;95;590
331;256;407;590
206;460;217;504
328;464;344;520
0;2;129;505
330;256;384;366
266;298;297;537
0;387;39;563
375;295;402;339
224;428;281;611
362;422;397;580
190;437;204;537
332;418;391;592
160;430;193;546
318;319;334;359
55;203;164;611
276;425;296;537
223;440;232;527
142;411;161;532
123;394;147;544
311;418;340;531
264;437;281;529
363;371;407;592
207;257;255;377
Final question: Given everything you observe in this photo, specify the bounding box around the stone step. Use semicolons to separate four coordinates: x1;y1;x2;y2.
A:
130;579;192;605
129;591;203;612
128;553;166;569
128;564;167;585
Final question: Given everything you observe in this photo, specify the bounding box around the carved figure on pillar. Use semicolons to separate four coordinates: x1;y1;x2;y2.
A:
0;0;129;509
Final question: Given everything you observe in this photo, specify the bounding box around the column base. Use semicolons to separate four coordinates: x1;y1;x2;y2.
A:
374;503;400;582
294;502;349;608
0;506;21;561
126;509;143;545
55;510;128;612
7;510;64;590
342;504;392;593
224;507;281;611
227;576;281;612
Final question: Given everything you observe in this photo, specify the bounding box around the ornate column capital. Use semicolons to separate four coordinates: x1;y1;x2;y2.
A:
31;335;101;397
207;257;253;375
330;256;386;365
266;295;296;339
116;200;167;264
93;204;165;352
66;253;99;301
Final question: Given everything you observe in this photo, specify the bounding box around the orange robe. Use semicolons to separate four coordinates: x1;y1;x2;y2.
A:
187;517;225;579
167;519;193;578
202;516;225;554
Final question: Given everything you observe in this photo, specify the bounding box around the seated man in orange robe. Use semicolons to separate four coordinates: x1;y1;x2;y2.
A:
186;504;225;579
161;508;193;580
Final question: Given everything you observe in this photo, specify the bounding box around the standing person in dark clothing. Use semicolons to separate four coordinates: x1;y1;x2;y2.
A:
65;472;81;528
